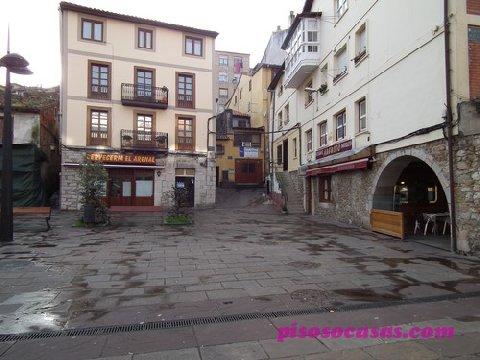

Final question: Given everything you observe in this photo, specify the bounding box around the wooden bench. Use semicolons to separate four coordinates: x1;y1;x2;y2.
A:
2;207;52;231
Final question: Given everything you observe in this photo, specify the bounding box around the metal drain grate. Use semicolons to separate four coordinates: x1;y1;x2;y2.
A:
1;290;479;342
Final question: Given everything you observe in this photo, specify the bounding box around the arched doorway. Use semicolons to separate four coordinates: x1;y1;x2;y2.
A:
370;155;450;247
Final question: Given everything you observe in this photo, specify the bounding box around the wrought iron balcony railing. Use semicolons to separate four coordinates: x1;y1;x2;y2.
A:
121;83;168;109
120;129;168;151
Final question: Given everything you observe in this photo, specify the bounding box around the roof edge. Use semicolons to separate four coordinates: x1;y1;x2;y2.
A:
59;2;219;38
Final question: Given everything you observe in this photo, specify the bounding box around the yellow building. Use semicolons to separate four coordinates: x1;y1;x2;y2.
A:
59;2;217;209
215;109;264;187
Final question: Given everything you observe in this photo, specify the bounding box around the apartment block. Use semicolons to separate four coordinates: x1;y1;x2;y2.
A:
59;2;217;209
269;0;480;252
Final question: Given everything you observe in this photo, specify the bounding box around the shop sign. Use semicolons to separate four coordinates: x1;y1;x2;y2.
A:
87;153;156;165
315;139;353;160
240;146;259;158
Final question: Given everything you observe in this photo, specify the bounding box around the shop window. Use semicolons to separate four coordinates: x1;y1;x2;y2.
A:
318;176;332;202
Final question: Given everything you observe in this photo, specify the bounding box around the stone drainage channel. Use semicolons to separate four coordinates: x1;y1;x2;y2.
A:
1;290;480;342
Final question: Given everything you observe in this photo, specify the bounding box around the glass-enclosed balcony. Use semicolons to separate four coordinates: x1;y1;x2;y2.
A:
284;17;321;88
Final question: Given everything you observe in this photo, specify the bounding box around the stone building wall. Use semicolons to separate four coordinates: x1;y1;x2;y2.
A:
308;134;480;253
61;148;216;210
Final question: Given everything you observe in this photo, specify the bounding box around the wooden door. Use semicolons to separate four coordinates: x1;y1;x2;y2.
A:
235;159;263;185
108;169;133;206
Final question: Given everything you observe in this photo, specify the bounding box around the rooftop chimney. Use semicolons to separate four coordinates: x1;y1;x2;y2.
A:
289;11;295;26
276;25;281;31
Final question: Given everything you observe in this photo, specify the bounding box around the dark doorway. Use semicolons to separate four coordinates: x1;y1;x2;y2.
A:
175;176;195;207
283;140;289;171
216;166;219;187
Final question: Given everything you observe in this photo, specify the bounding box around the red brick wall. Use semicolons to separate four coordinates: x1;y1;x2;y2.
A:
467;0;480;15
469;25;480;99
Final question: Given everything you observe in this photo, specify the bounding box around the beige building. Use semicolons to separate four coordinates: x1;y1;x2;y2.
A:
59;2;217;209
213;51;250;113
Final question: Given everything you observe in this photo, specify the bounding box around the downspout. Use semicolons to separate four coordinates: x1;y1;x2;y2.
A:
444;0;457;253
268;89;276;191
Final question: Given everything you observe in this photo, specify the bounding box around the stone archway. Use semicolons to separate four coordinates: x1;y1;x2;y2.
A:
367;148;451;212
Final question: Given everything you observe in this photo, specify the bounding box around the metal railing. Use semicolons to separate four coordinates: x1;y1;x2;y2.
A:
121;83;168;108
120;129;168;151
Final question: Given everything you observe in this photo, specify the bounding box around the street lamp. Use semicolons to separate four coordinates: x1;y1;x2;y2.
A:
1;52;32;242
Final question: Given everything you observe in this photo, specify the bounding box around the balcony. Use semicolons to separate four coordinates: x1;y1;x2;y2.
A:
121;83;168;109
283;17;321;88
120;129;168;152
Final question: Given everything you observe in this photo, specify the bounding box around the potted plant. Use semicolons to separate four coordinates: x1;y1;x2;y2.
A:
79;157;108;225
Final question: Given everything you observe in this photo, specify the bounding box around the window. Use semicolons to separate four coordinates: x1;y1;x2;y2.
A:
234;57;243;73
358;98;367;132
305;80;313;107
334;46;348;82
336;110;347;140
176;73;195;109
279;84;284;96
355;24;367;63
176;116;195;150
136;114;153;141
233;132;261;147
136;68;154;97
233;74;241;84
219;56;228;66
219;72;228;82
293;138;297;158
185;36;203;56
318;176;332;202
216;144;225;155
278;111;283;129
320;64;328;94
248;80;252;91
306;129;313;152
219;88;228;98
138;28;153;49
335;0;348;19
276;144;283;165
318;121;328;147
306;20;319;52
89;61;110;99
234;96;238;105
88;109;109;146
82;19;103;41
284;104;289;124
239;89;242;99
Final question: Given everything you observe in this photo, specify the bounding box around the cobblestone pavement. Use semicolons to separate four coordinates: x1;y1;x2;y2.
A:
0;189;479;359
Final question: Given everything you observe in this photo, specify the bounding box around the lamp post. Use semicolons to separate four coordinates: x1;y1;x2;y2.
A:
0;52;32;242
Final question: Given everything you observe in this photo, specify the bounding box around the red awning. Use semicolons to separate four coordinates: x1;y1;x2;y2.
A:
306;158;370;177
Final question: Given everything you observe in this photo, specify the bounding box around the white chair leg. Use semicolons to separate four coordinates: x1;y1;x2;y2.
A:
424;219;430;236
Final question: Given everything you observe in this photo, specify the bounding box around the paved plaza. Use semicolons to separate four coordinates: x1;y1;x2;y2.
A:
0;189;479;359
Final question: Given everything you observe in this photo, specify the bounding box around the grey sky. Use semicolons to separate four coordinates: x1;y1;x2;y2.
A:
0;0;304;87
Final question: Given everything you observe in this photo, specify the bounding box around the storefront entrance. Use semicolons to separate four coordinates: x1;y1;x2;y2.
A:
107;169;154;206
175;176;195;207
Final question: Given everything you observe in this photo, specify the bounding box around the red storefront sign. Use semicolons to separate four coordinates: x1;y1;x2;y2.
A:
315;139;353;160
306;158;370;177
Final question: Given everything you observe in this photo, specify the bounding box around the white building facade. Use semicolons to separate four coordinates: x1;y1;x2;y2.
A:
269;0;480;253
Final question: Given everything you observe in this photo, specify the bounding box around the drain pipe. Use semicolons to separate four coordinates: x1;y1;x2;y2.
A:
268;89;276;192
444;0;457;253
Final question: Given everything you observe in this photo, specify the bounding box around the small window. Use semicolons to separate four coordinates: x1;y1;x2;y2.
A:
318;176;332;202
355;24;367;63
219;56;228;66
284;104;289;124
249;80;252;91
138;28;153;49
82;19;103;42
177;73;195;109
279;84;284;96
358;98;367;132
185;36;203;56
234;95;238;105
335;0;348;19
177;116;194;150
306;129;313;152
219;88;228;98
305;80;313;107
216;144;225;155
277;144;283;165
88;109;109;146
336;110;347;140
318;121;328;147
239;89;242;99
89;62;110;99
278;111;283;130
219;73;228;82
293;137;297;158
334;46;348;82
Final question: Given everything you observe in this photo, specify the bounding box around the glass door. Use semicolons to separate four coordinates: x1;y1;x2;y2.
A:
136;69;153;98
